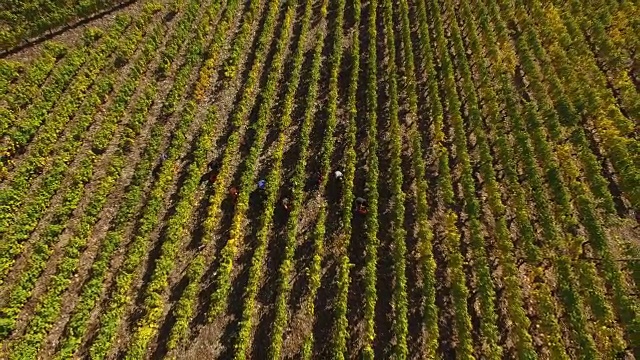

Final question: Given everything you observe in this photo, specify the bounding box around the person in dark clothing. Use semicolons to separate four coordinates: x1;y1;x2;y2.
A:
282;197;291;212
209;160;221;171
354;197;368;214
201;160;221;185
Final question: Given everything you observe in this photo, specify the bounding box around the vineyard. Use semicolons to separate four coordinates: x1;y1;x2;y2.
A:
0;0;639;358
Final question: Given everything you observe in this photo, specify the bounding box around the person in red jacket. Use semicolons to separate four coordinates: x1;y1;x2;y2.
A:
354;197;368;215
229;186;239;202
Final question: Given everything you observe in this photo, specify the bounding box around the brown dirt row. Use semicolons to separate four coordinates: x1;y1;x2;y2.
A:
1;25;174;351
273;4;336;357
235;7;331;359
339;4;374;359
371;0;397;355
37;1;223;356
167;0;291;357
230;2;321;357
59;1;239;357
0;13;166;309
390;1;428;358
98;5;258;360
152;1;292;358
2;13;149;180
149;1;272;358
0;0;145;60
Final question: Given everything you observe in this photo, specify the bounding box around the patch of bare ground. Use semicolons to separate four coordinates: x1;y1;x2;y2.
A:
403;164;430;360
37;4;208;356
0;13;165;314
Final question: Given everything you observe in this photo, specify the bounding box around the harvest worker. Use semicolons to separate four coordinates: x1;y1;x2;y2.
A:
282;197;291;212
208;161;221;183
334;170;344;194
229;186;239;202
257;179;268;202
354;197;368;215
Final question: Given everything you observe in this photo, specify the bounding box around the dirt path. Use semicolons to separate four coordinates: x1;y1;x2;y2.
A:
37;2;219;356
